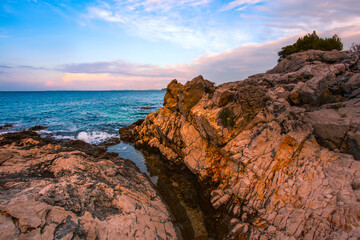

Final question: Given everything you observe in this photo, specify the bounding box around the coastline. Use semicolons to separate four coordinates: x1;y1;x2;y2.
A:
0;128;224;239
0;130;183;239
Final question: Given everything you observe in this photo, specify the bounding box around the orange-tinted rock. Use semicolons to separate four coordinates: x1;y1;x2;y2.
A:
178;75;215;116
127;50;360;239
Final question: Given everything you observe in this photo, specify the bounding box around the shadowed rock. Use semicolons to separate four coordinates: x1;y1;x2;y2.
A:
119;119;144;143
178;75;215;116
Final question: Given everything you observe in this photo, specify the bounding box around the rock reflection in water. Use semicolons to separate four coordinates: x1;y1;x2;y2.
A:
108;142;220;239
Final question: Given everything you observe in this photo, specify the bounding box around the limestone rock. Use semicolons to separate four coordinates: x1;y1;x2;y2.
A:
119;118;144;143
343;73;360;94
164;79;183;111
0;131;182;240
304;99;360;158
178;75;215;116
124;50;360;239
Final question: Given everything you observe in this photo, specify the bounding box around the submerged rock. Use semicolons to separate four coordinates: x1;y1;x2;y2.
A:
28;125;48;131
0;124;14;130
123;50;360;239
0;131;182;240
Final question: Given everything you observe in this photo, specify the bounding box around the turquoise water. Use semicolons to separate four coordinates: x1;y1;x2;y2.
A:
0;90;165;143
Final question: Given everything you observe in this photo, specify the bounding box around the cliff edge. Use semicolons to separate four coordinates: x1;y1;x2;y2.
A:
122;50;360;239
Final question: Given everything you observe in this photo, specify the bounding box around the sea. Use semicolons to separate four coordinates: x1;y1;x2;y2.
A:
0;90;165;174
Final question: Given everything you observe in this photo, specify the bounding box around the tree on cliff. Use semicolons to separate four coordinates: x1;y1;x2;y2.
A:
278;31;343;61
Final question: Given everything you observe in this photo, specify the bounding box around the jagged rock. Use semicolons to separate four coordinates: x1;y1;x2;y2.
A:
304;99;360;158
164;79;183;111
213;88;236;107
267;50;357;74
124;50;360;239
0;131;182;240
178;75;215;116
119;119;144;143
97;137;120;147
343;73;360;94
235;84;268;116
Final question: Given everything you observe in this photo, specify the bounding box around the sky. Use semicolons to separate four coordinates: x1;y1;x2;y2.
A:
0;0;359;90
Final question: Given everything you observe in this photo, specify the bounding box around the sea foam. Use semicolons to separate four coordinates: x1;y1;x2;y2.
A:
77;131;116;144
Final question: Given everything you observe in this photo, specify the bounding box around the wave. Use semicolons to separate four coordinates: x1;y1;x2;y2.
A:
53;135;76;141
77;131;117;144
36;130;53;134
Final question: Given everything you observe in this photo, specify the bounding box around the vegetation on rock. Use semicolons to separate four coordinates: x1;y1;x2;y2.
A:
218;108;234;128
278;31;343;61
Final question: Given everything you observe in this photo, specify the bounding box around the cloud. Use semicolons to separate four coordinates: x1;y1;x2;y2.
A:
116;0;212;11
2;0;360;90
220;0;263;11
84;0;360;53
7;25;358;91
44;60;195;90
0;65;13;69
0;66;63;91
48;34;301;88
59;60;194;79
86;1;251;51
190;35;296;82
191;26;360;83
0;64;49;70
46;73;174;90
2;23;359;91
255;1;360;36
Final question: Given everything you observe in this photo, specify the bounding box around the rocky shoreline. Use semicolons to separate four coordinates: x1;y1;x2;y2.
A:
0;49;359;240
121;50;360;239
0;130;182;239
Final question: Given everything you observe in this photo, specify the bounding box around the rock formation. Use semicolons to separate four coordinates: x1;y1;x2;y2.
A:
0;131;182;240
122;50;360;239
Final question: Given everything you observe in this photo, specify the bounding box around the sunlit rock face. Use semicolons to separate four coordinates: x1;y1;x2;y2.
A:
125;50;360;239
0;131;182;240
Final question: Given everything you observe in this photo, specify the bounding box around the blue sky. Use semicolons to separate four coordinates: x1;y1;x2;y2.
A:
1;0;359;90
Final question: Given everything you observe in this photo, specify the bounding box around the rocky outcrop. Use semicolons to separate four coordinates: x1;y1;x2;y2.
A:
119;119;144;143
123;50;360;239
0;131;181;240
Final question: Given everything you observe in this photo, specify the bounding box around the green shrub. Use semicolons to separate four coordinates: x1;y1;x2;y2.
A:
218;108;234;128
278;31;343;62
